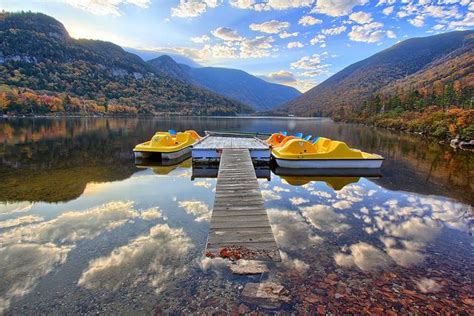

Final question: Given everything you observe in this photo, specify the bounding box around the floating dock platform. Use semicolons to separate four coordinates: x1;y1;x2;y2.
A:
192;135;270;163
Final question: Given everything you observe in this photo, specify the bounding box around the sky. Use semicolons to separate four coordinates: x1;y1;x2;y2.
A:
1;0;473;92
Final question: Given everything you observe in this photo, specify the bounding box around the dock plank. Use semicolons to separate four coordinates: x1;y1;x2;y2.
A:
206;149;280;262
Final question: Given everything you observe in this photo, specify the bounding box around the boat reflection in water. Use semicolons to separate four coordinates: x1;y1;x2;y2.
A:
272;165;382;190
134;155;192;175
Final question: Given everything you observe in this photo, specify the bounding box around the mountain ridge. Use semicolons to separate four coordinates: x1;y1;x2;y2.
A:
280;30;474;116
0;12;252;115
148;55;301;111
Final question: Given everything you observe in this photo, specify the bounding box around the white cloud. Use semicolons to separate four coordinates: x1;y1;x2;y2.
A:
171;0;219;18
261;189;281;200
249;20;290;34
290;53;330;77
0;201;144;245
191;34;210;43
211;27;243;41
349;11;373;24
178;200;211;222
348;22;387;43
332;200;352;209
376;0;395;6
158;33;275;62
309;33;326;45
312;0;369;17
78;224;192;293
0;244;70;313
140;208;162;220
386;30;397;38
432;24;446;31
448;12;474;29
334;242;391;272
61;0;151;16
425;5;460;19
155;44;237;61
279;31;299;38
262;70;316;92
229;0;256;9
408;15;425;27
385;247;425;267
240;36;275;58
230;0;314;10
273;186;290;193
301;204;350;233
260;0;315;11
298;15;323;26
415;278;442;293
280;251;310;273
289;197;309;205
0;215;43;229
382;6;394;15
264;70;297;83
287;41;304;48
322;25;347;35
268;209;322;251
0;202;33;215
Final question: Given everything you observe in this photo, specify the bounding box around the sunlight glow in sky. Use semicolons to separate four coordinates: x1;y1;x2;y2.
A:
2;0;472;91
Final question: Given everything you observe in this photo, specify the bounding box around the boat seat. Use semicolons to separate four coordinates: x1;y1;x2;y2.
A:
266;133;286;146
323;141;364;158
184;130;201;140
313;137;332;151
276;139;318;155
150;134;175;147
273;135;297;148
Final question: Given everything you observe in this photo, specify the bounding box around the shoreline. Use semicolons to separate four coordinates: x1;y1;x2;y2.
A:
3;113;472;151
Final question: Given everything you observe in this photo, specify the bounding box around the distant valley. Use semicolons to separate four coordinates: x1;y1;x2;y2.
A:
148;55;301;111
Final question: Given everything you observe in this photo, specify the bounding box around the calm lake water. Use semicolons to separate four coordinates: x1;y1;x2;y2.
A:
0;117;472;314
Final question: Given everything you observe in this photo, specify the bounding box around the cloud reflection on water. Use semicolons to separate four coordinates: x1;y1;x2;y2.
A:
78;224;192;294
0;200;163;311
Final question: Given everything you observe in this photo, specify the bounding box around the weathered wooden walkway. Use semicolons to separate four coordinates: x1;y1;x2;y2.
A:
206;149;280;262
192;135;270;162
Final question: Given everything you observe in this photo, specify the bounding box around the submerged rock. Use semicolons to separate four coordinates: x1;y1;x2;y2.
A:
229;260;268;275
241;282;291;309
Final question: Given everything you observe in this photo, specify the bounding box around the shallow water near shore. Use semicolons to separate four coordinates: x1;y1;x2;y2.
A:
0;117;472;314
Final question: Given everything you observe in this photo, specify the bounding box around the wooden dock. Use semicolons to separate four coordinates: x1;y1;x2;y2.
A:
192;136;270;163
206;149;280;262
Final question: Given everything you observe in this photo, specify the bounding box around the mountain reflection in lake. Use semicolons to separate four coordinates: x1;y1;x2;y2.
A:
0;117;472;314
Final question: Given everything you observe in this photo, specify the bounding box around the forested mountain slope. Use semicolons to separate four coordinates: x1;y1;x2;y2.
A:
280;30;473;116
0;12;251;115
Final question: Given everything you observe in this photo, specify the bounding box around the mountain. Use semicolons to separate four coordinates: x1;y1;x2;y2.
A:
148;55;301;111
380;33;474;97
0;12;252;115
124;47;201;67
280;30;474;116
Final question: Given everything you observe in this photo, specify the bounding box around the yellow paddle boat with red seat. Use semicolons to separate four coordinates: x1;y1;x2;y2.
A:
272;137;384;169
133;130;201;159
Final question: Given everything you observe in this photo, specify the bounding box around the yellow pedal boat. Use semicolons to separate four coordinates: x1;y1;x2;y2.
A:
133;130;200;159
272;137;384;169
